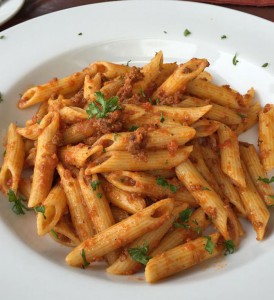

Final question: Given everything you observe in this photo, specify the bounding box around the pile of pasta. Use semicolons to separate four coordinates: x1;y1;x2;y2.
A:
0;51;273;283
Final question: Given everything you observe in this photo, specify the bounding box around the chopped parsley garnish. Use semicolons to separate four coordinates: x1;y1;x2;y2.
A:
268;195;274;199
81;249;90;269
0;92;3;103
114;133;118;141
37;119;41;124
184;29;191;36
35;205;46;219
201;186;211;191
126;60;131;66
78;32;83;36
91;180;101;191
163;30;167;34
96;192;102;199
0;35;4;39
139;89;146;97
173;208;192;229
160;112;165;123
262;63;269;68
156;176;177;193
194;226;202;234
86;91;121;119
221;35;227;39
237;112;247;119
204;236;215;254
258;176;274;184
224;240;235;255
128;242;151;265
129;125;139;132
7;189;31;215
232;53;239;65
50;229;58;239
2;149;6;156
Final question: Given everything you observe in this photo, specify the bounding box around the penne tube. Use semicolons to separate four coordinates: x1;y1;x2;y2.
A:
146;169;176;179
25;101;48;126
28;112;59;207
103;171;197;206
192;119;219;138
61;119;95;145
201;143;246;216
78;170;119;265
240;142;274;206
0;123;25;194
101;178;146;214
59;144;103;168
218;123;246;188
186;78;245;109
234;102;261;135
18;66;96;109
190;140;223;197
152;58;209;99
57;164;94;242
106;204;188;275
66;198;175;267
145;232;225;283
92;126;195;152
37;183;67;236
258;104;274;171
59;106;88;124
151;207;210;256
84;73;102;103
178;97;242;125
153;62;178;88
50;219;80;247
85;146;193;174
235;161;270;240
91;61;131;79
17;123;41;140
132;51;163;94
175;159;239;242
124;104;212;126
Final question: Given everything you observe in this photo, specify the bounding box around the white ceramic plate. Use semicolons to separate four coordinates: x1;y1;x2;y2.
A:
0;1;274;299
0;0;24;26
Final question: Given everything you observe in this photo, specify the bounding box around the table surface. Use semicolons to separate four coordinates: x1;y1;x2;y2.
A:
0;0;273;32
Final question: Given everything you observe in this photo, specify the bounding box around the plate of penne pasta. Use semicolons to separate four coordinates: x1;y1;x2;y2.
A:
0;1;274;300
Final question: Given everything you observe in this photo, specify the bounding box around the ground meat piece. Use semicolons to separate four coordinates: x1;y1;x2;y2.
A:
126;127;148;161
117;67;144;101
122;93;146;105
69;88;86;107
156;91;184;105
167;139;179;156
93;110;123;136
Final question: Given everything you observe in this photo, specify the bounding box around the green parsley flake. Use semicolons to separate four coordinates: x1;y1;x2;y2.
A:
50;229;59;239
129;125;139;132
221;35;227;39
0;35;4;39
139;89;146;97
184;29;191;37
35;205;46;219
81;249;90;269
237;112;247;119
262;63;269;68
201;186;211;191
163;31;167;34
78;32;83;36
173;208;192;229
160;112;165;123
258;176;274;184
86;91;121;119
91;180;101;191
97;193;102;199
156;176;177;193
204;236;215;254
126;60;132;66
0;92;3;103
224;240;235;255
7;189;31;215
114;133;119;141
232;53;239;66
2;149;6;156
128;242;151;265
